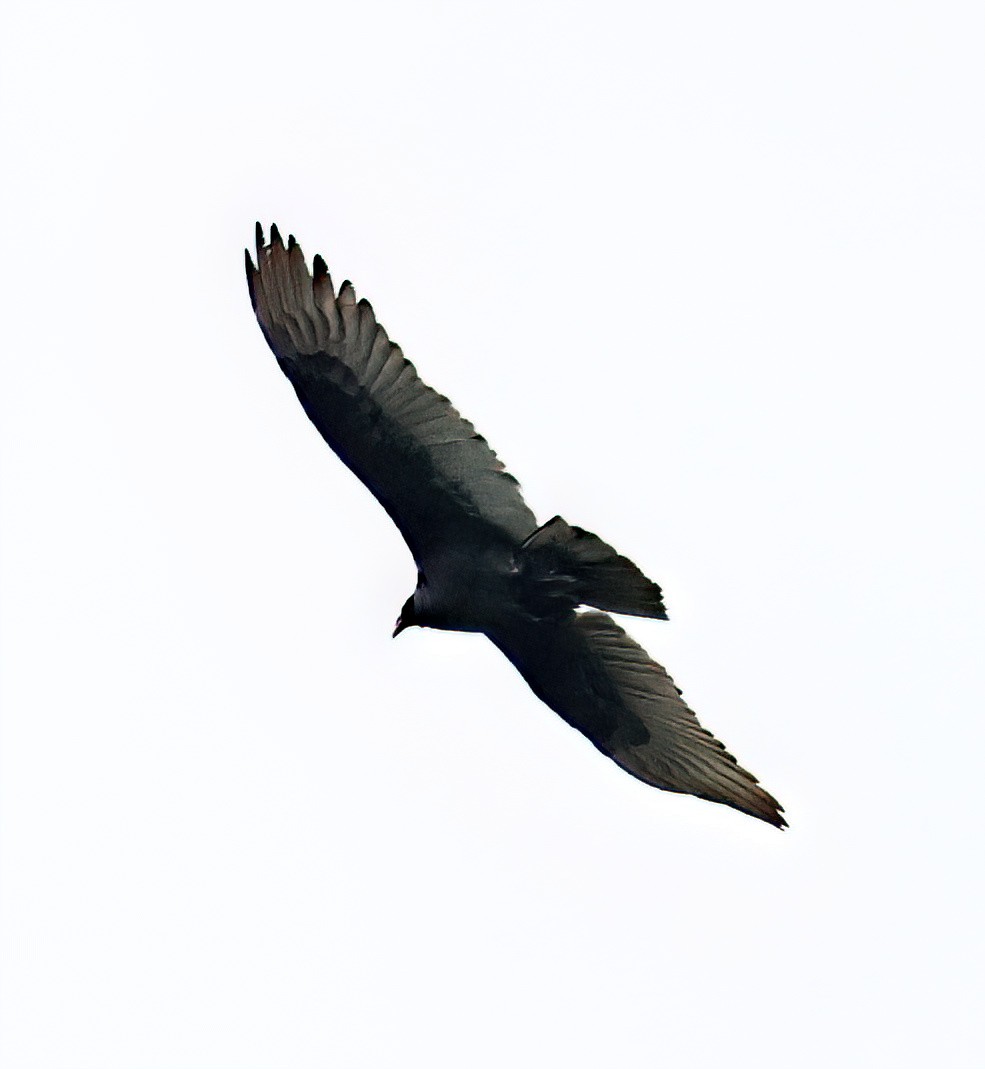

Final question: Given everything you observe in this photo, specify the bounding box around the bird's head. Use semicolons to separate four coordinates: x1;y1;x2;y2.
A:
393;593;418;638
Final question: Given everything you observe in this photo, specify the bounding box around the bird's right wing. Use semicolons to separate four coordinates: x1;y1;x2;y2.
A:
246;225;537;563
489;611;785;827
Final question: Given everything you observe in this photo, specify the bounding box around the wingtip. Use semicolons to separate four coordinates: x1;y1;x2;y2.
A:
270;222;284;248
312;252;328;279
766;810;789;830
255;221;264;256
244;247;258;308
753;795;787;829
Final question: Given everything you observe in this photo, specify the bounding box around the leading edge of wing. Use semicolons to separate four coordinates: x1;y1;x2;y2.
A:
245;224;537;559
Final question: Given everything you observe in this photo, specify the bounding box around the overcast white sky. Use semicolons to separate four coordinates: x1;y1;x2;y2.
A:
1;1;983;1066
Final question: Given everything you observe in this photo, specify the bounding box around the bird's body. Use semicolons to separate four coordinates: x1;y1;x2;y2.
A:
410;544;517;633
246;224;786;828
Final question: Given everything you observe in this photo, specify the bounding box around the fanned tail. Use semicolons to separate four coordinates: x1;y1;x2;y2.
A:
520;516;668;620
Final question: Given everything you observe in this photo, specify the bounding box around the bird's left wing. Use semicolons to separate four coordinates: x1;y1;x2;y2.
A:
246;225;537;562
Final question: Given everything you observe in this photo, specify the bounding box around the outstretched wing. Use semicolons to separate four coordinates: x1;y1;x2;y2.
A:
490;611;786;827
246;224;537;563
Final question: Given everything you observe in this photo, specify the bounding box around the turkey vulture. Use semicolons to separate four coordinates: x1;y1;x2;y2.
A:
245;224;786;828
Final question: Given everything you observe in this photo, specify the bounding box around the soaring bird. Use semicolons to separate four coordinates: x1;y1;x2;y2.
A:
245;224;785;828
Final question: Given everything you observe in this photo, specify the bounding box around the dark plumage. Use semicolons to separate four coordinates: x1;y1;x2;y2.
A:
245;224;785;828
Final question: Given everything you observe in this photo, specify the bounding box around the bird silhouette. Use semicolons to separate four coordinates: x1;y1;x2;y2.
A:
246;224;785;828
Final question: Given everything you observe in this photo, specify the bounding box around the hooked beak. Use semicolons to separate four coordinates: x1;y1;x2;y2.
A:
393;593;416;638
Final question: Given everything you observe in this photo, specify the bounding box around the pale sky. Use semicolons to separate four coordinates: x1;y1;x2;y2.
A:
1;2;983;1066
